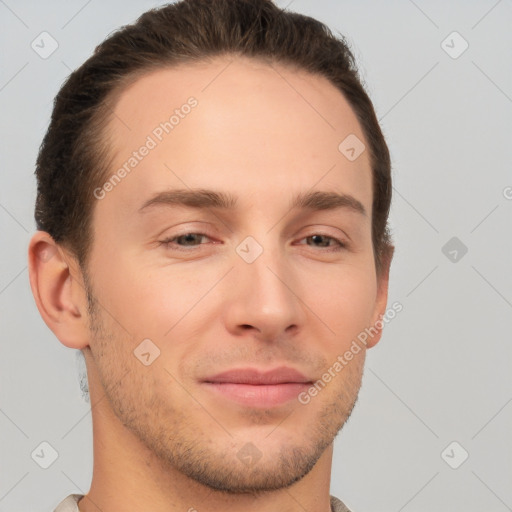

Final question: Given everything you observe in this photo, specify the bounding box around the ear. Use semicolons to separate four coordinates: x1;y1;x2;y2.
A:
366;245;395;349
28;231;90;349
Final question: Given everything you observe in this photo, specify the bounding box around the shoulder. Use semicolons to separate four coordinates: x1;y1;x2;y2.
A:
53;494;83;512
330;494;354;512
55;494;348;511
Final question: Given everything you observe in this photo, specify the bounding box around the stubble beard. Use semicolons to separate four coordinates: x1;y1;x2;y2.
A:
82;274;363;495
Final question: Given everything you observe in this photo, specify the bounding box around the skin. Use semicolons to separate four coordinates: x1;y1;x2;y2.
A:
28;56;392;512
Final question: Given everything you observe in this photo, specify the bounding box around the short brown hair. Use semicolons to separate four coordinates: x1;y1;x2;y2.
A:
35;0;393;275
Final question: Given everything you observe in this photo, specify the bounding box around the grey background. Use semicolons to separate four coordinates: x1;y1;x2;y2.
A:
1;1;511;511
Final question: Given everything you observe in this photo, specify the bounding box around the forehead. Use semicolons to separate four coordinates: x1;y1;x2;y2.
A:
100;56;372;217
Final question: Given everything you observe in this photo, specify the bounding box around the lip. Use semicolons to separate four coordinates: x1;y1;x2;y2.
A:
202;367;313;408
203;366;312;385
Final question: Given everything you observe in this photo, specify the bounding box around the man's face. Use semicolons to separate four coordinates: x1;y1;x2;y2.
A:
83;56;387;492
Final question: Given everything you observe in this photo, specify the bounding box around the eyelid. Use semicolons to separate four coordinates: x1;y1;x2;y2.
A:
159;229;348;254
294;233;347;251
159;231;215;251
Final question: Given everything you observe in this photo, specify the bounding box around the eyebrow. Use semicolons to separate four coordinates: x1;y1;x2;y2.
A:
138;188;366;216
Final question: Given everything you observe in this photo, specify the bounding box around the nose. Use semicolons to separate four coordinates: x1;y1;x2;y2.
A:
222;242;305;343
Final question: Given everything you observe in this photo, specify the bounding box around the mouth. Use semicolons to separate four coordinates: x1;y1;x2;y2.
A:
201;366;314;408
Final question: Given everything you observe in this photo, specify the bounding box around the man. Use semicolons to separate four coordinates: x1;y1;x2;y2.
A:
28;0;394;510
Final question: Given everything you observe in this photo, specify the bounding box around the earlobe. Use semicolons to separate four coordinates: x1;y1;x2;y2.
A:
366;245;395;349
28;231;90;349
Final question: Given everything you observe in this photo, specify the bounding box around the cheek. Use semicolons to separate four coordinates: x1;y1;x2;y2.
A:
101;256;222;340
90;240;377;349
303;263;377;343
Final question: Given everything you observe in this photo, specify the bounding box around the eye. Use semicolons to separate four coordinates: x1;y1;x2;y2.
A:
159;232;212;251
158;232;347;253
297;234;346;252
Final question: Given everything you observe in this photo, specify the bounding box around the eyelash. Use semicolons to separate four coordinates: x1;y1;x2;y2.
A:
159;232;347;252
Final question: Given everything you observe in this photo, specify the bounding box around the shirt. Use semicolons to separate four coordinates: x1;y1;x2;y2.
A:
54;493;353;511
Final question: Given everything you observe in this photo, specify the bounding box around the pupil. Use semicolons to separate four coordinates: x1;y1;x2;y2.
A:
182;234;197;244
